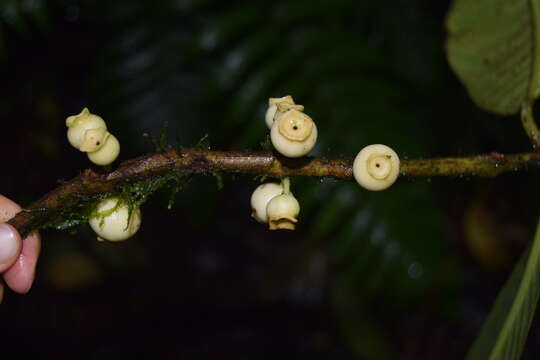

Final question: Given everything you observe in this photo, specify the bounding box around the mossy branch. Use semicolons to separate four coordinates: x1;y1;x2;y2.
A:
7;148;540;238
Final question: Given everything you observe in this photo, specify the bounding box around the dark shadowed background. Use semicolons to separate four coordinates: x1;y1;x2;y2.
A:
1;0;540;359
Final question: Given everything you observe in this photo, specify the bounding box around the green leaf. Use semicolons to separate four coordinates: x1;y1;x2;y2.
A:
467;217;540;360
446;0;540;115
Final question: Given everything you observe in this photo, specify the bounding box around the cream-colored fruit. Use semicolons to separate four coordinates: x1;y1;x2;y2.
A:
87;133;120;166
353;144;400;191
88;198;141;242
250;182;283;223
268;95;295;106
270;109;317;157
66;108;107;150
265;96;304;129
276;102;304;113
266;193;300;230
80;128;109;152
265;104;278;129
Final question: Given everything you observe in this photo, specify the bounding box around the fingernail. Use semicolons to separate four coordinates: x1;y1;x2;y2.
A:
0;223;20;269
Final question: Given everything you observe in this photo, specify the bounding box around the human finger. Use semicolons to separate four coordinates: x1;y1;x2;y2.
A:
3;231;41;293
0;223;22;272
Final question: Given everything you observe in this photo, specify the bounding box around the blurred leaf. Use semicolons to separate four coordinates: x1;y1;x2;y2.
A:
327;182;447;305
467;216;540;360
0;0;47;39
446;0;540;115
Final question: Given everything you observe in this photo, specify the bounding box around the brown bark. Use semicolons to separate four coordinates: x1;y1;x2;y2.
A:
7;148;540;238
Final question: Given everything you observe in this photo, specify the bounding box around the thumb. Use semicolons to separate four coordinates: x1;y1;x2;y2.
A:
0;223;22;272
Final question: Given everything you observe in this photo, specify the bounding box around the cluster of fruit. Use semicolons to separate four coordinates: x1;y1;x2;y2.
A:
251;96;400;231
65;108;140;242
64;98;400;239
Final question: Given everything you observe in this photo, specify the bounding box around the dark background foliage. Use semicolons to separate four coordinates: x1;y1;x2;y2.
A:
0;0;539;358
